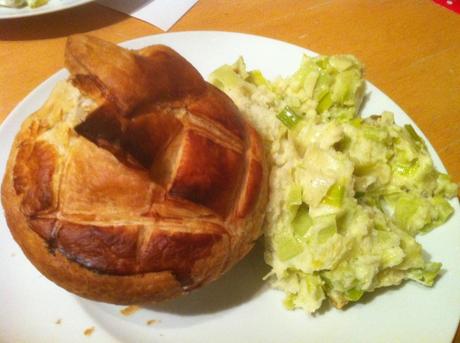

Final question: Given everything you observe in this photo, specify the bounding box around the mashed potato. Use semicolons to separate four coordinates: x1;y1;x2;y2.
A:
209;55;457;313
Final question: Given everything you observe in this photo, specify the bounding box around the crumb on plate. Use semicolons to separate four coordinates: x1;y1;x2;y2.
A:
146;319;159;326
84;326;95;336
120;305;140;316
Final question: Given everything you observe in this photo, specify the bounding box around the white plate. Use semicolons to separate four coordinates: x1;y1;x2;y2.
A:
0;0;92;19
0;31;459;343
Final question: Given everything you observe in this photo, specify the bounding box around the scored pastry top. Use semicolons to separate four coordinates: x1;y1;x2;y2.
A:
10;35;267;289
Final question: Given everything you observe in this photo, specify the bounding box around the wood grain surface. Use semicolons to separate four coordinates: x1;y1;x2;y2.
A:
0;1;459;341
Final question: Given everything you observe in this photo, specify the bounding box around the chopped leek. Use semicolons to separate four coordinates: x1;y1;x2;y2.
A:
292;204;313;237
404;124;425;147
321;183;345;207
393;160;419;176
209;64;243;90
345;288;364;301
28;0;47;7
275;235;303;261
408;262;442;286
422;197;454;232
247;70;269;87
277;106;302;129
314;215;338;243
317;93;333;113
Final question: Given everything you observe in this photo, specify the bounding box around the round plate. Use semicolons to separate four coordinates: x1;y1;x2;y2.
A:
0;0;93;19
0;31;459;343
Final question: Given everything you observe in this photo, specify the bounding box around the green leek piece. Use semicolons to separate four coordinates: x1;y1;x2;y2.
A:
314;88;329;103
404;124;424;146
315;56;329;69
313;73;334;100
353;163;376;177
277;106;302;129
287;184;303;207
303;70;320;98
28;0;48;7
283;293;296;310
363;125;384;141
275;235;304;261
335;107;356;122
317;92;333;113
321;183;345;207
375;229;393;243
407;262;441;286
422;197;454;232
350;117;362;128
392;160;419;176
313;215;338;243
292;204;313;237
287;184;303;218
345;288;364;301
393;195;420;233
435;173;458;197
332;71;352;104
329;56;354;72
209;64;242;90
318;224;337;243
247;70;269;87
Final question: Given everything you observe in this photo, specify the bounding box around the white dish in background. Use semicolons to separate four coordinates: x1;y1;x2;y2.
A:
0;31;459;343
0;0;92;19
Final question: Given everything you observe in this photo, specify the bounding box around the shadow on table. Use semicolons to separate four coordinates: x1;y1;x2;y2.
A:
0;2;133;41
96;0;155;14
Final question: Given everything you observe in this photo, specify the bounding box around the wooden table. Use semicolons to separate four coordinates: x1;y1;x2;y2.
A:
0;1;459;341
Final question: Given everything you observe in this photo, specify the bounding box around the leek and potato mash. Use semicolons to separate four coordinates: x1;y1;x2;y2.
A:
209;54;457;313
